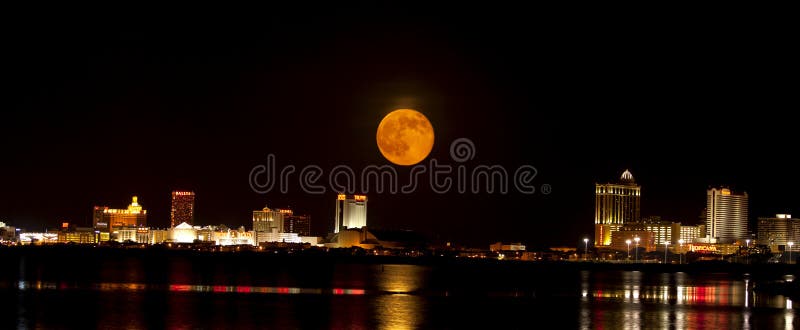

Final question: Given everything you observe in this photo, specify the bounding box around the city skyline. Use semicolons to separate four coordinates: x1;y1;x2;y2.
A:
2;5;795;247
0;170;795;247
2;4;795;329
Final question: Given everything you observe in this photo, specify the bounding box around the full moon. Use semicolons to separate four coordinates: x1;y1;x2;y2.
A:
376;109;435;166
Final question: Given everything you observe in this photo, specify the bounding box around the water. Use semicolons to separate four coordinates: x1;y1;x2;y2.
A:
1;248;797;329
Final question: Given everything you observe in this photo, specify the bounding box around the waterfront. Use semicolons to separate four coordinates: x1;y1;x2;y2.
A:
0;249;798;329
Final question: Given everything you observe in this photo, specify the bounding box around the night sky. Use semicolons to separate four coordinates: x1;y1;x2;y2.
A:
2;5;795;247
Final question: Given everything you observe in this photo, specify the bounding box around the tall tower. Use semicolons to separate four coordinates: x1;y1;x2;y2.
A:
334;194;367;233
706;187;748;243
170;191;196;227
594;169;641;246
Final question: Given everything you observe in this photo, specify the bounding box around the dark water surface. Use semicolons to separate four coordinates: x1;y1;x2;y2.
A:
1;248;798;329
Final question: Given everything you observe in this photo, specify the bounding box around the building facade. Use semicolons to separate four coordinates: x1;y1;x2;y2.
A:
706;187;748;243
276;208;311;236
594;170;640;246
93;196;148;239
757;214;800;252
253;206;285;234
170;191;195;227
334;194;367;233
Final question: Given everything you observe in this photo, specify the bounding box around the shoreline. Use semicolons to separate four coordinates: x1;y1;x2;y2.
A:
1;244;797;277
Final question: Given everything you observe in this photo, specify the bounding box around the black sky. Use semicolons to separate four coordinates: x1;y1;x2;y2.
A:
2;4;795;247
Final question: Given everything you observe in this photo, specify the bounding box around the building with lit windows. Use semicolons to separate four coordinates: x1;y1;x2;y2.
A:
149;229;170;245
706;187;748;243
117;227;139;243
680;224;705;244
594;170;640;246
276;208;311;236
170;191;195;227
334;194;367;233
609;230;654;253
57;226;97;244
253;206;284;233
93;196;148;240
114;227;152;243
608;221;705;253
757;214;800;252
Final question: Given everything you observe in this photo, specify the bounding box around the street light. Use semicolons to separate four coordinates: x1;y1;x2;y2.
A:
634;237;640;262
745;239;751;264
789;241;794;264
626;239;632;261
583;238;589;261
678;239;684;264
664;241;670;264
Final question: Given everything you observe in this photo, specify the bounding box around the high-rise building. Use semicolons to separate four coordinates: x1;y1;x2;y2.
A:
334;194;367;233
171;191;196;227
93;196;148;238
757;214;800;252
276;208;311;236
594;170;641;246
706;187;748;243
253;206;284;234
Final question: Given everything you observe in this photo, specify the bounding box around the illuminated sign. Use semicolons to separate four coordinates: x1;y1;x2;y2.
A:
354;195;366;201
337;194;346;201
173;191;195;196
689;244;718;253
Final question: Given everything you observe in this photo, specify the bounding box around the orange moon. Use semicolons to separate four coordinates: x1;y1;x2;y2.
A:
376;109;435;166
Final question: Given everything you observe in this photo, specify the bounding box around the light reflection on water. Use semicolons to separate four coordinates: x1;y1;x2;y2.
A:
6;258;800;329
579;270;798;329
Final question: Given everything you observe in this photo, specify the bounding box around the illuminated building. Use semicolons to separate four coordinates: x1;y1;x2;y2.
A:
706;187;748;243
325;227;379;249
115;227;152;243
57;224;97;244
148;229;170;245
609;222;704;252
117;227;139;243
254;232;301;245
253;206;287;244
193;225;253;245
334;194;367;233
93;196;148;237
680;224;705;244
0;222;17;242
170;191;195;227
610;229;654;253
757;214;800;252
196;226;217;242
276;208;311;236
489;242;526;252
594;170;640;246
170;222;197;243
18;233;58;245
216;228;253;246
253;206;284;233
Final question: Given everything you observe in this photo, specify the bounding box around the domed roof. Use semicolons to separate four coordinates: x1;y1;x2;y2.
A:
620;169;635;184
